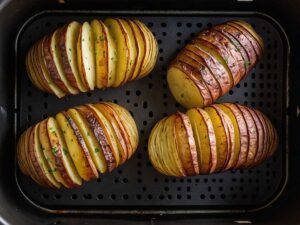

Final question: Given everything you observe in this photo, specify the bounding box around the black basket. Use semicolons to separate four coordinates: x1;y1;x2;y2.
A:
0;0;299;224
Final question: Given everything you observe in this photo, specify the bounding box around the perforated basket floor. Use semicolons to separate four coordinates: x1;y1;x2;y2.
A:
15;11;288;213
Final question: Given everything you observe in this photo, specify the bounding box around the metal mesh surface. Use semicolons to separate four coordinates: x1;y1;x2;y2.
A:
15;11;288;212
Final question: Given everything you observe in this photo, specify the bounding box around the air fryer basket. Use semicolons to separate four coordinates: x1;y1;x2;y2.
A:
0;0;299;225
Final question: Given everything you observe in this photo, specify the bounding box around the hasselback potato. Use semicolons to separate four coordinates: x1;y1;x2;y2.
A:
26;18;158;98
148;103;277;176
167;20;263;108
17;102;138;188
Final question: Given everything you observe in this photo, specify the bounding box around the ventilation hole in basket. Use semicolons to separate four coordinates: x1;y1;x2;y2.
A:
153;178;158;183
208;186;212;192
177;40;181;45
27;91;32;97
147;194;153;200
244;83;248;87
158;39;162;44
177;194;182;199
161;22;167;27
114;178;119;183
209;194;215;199
122;178;128;183
71;194;78;200
110;194;116;200
184;39;189;44
43;102;48;109
57;22;64;27
83;194;92;200
229;90;234;95
133;103;138;107
158;195;164;200
220;194;226;199
43;113;48;119
97;194;103;200
177;22;182;27
137;170;142;175
207;23;212;28
27;105;32;112
122;194;129;200
147;22;153;27
42;193;49;199
126;99;130;103
55;194;61;199
219;186;223;191
162;32;167;37
27;115;31;122
244;92;248;97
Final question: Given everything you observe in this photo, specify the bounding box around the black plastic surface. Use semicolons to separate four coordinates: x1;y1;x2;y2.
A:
15;11;288;213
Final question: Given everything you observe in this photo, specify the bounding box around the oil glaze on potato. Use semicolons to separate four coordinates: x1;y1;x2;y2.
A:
25;18;158;98
167;20;263;108
17;102;139;188
148;103;277;176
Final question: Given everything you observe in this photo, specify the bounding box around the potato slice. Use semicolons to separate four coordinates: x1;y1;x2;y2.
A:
174;112;199;176
77;22;96;90
177;50;219;100
186;108;213;174
39;119;68;187
47;117;82;187
37;38;66;98
247;108;265;167
56;112;99;181
28;124;58;188
126;19;146;80
17;132;29;176
104;18;128;87
148;118;168;175
164;115;186;176
223;103;249;169
215;104;241;170
93;103;129;163
204;106;228;172
214;24;257;72
197;30;242;85
227;21;262;58
191;39;233;94
51;29;79;95
237;105;258;168
76;105;119;170
67;108;107;173
24;127;45;185
134;20;152;78
167;61;212;108
59;22;88;92
212;27;250;76
259;113;274;162
104;102;139;153
211;105;235;171
25;47;45;91
31;44;53;93
119;19;137;83
91;20;110;88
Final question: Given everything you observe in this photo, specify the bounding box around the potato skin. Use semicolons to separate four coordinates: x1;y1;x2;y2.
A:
168;20;263;108
17;102;139;189
148;103;278;177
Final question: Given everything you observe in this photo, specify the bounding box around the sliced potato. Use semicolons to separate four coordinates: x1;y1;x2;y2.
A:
204;106;228;172
186;108;213;174
59;22;88;92
92;103;129;163
47;117;82;187
191;39;233;94
181;48;221;100
104;102;139;153
126;19;146;80
38;38;66;98
39;119;67;187
215;104;241;170
67;108;107;173
77;22;96;90
104;18;128;87
119;18;137;83
56;112;99;181
91;19;109;88
197;31;242;85
236;105;258;168
167;61;212;108
25;48;44;91
174;112;199;176
17;132;29;176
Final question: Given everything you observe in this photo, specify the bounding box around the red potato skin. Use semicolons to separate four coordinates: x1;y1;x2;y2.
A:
28;125;54;188
180;48;221;100
237;105;258;168
46;119;78;188
227;22;262;58
214;24;257;72
212;105;235;170
95;103;130;160
75;107;117;172
261;113;275;160
197;30;242;85
42;35;69;93
58;25;80;90
171;60;213;106
247;108;265;167
223;103;249;169
176;112;199;175
62;112;99;180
